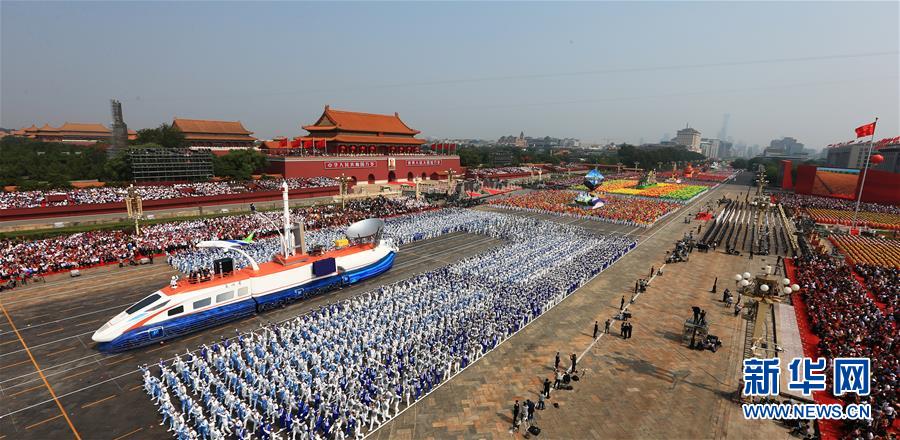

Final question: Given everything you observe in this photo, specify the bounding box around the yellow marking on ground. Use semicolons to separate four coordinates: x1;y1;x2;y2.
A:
60;367;95;382
81;394;117;409
46;346;78;357
128;384;143;391
8;383;46;397
3;275;80;438
35;327;65;337
112;427;144;440
105;355;135;366
0;359;31;370
75;318;103;327
0;339;19;346
25;414;62;430
146;343;169;354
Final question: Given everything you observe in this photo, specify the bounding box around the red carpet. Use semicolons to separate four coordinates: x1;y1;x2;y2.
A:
695;211;713;221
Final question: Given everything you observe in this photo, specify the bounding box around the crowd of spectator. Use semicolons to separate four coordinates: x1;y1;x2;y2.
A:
467;167;541;179
775;193;900;215
854;263;899;325
0;178;338;210
0;196;432;289
792;254;898;439
488;190;680;227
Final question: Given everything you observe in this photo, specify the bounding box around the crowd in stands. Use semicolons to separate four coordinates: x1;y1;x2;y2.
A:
792;254;898;439
0;197;431;289
143;211;636;440
775;193;900;215
467;167;540;179
854;263;899;325
488;190;680;227
831;235;900;267
0;178;338;210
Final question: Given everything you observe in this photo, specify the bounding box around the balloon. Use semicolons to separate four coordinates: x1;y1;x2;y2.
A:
870;154;884;165
783;287;793;295
782;278;791;286
740;279;750;287
760;284;770;292
791;284;800;292
742;272;752;279
734;274;743;281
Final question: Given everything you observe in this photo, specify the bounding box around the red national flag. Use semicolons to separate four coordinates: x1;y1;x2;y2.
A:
316;139;326;149
855;121;876;138
278;138;288;147
290;138;301;148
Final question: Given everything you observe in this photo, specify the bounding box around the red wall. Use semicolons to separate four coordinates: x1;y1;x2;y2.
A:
794;165;817;195
268;156;464;183
0;186;338;221
780;160;793;190
855;169;900;204
793;165;900;204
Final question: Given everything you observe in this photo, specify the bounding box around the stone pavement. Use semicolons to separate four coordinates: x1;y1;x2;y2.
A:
372;183;791;440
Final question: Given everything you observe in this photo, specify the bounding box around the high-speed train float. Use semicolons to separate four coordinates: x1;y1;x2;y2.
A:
92;183;397;352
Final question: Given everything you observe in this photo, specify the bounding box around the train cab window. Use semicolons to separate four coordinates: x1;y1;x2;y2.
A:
193;297;211;309
167;305;184;317
215;291;234;303
238;287;250;297
145;300;170;313
126;293;161;315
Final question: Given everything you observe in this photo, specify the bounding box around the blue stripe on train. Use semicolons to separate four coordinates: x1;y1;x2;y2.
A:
97;251;395;352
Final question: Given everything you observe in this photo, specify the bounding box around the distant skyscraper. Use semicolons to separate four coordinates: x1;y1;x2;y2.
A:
109;99;128;157
718;113;730;141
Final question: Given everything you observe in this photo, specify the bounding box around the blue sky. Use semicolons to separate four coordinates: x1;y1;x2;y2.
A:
2;1;898;148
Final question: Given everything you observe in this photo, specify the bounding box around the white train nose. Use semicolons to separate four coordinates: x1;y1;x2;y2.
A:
91;322;116;342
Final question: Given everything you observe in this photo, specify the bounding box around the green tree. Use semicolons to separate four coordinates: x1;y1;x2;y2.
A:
134;123;187;149
212;149;268;180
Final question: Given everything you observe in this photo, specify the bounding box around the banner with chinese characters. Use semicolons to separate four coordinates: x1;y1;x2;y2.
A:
324;161;378;170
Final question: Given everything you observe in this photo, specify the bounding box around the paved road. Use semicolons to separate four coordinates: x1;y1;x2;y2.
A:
0;232;503;440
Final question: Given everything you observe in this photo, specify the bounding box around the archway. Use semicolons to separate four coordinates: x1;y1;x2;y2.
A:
430;172;439;181
349;176;357;187
407;172;414;182
367;174;375;184
421;172;427;180
388;171;396;182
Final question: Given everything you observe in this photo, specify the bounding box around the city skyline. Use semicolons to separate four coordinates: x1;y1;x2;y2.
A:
2;2;898;149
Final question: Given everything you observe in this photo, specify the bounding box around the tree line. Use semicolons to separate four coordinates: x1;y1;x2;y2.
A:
0;124;268;189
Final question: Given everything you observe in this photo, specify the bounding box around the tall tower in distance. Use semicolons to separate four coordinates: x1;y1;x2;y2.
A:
109;99;128;157
718;113;730;141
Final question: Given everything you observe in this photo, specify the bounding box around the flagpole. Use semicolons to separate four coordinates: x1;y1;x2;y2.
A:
851;117;878;231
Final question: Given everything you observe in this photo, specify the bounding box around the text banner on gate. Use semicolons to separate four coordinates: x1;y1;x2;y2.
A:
324;161;378;170
406;160;443;167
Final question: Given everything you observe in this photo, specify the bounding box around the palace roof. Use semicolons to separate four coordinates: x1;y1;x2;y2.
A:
172;118;256;141
303;106;420;135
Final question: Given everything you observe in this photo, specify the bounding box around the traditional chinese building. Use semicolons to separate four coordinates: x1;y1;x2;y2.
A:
300;105;426;155
266;106;462;184
12;122;137;145
172;118;257;151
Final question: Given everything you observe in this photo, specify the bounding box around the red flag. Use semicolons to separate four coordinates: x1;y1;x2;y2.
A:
316;139;326;149
278;138;288;147
855;121;876;138
290;138;301;148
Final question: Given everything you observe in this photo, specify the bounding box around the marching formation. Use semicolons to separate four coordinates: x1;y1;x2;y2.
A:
142;210;636;439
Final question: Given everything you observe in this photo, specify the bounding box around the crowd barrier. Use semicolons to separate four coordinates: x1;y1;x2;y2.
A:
0;186;339;221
